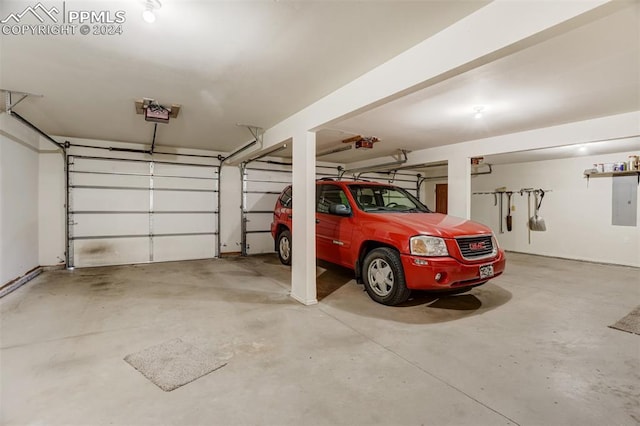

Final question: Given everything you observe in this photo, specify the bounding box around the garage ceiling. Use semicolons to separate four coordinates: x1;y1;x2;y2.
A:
0;0;487;152
315;1;640;163
483;137;640;166
1;1;638;165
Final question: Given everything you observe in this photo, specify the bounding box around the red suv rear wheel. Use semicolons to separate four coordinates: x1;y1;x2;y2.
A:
277;230;292;265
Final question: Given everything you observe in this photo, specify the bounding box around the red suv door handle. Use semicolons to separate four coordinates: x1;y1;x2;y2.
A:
315;219;320;224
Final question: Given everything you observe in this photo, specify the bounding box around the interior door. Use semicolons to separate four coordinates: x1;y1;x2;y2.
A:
436;184;448;214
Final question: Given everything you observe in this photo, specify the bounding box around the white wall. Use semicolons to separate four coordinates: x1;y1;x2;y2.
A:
218;165;242;254
420;163;492;211
0;113;43;284
367;112;640;220
38;143;65;266
470;152;640;267
422;178;447;212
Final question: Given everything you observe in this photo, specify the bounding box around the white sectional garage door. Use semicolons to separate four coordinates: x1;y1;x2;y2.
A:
68;154;219;267
240;162;420;255
241;161;340;255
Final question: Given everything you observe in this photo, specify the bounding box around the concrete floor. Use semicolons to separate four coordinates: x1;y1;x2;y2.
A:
1;252;638;425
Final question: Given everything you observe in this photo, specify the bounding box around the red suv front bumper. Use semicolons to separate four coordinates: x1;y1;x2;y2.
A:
400;250;506;290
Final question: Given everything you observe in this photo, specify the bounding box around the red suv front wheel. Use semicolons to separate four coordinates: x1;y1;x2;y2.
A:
362;247;411;305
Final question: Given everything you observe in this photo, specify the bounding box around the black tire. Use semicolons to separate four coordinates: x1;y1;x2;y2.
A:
362;247;410;306
277;230;292;266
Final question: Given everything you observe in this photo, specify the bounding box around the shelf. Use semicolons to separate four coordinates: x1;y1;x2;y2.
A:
584;170;640;185
584;171;640;178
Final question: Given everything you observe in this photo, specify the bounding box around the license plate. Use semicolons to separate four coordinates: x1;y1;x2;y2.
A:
479;264;494;279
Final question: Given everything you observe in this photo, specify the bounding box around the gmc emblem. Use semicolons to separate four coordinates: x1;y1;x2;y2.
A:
469;242;485;251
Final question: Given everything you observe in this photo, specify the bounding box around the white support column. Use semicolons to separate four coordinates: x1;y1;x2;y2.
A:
291;130;317;305
447;155;471;219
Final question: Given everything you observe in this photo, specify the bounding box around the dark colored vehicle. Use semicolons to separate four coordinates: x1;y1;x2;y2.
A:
271;179;506;305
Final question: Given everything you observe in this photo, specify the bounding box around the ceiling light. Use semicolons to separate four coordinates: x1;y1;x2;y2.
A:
142;0;161;23
473;106;486;119
142;9;155;23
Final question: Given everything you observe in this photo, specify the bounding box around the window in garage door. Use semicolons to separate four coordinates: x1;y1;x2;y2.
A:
68;154;219;267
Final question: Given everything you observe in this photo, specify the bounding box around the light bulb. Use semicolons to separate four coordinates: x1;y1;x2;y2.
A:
142;9;156;23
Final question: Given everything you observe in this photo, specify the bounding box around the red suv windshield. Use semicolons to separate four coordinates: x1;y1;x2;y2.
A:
348;184;431;213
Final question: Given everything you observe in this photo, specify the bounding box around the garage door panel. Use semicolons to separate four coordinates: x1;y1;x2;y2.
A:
154;176;216;190
245;193;279;212
246;233;275;255
154;191;216;211
246;212;273;232
73;213;148;237
69;154;220;267
72;188;148;211
74;237;150;267
241;163;343;255
153;163;216;179
73;158;149;175
71;173;150;188
359;173;418;192
245;180;289;193
246;168;291;182
316;166;339;178
153;235;216;262
153;213;216;234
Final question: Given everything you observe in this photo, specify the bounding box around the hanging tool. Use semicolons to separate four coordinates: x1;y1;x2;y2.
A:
529;190;547;231
498;192;504;233
520;188;533;244
495;187;506;234
506;191;513;231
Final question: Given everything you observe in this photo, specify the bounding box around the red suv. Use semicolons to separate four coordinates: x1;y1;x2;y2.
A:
271;179;506;305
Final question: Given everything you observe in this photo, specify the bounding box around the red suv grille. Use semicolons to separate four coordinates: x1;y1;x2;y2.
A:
456;235;494;260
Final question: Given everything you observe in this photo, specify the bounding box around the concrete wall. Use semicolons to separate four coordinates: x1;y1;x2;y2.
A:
0;113;43;284
469;152;640;267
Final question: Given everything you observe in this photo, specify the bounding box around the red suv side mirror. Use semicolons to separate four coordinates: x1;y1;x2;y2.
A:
328;203;351;216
